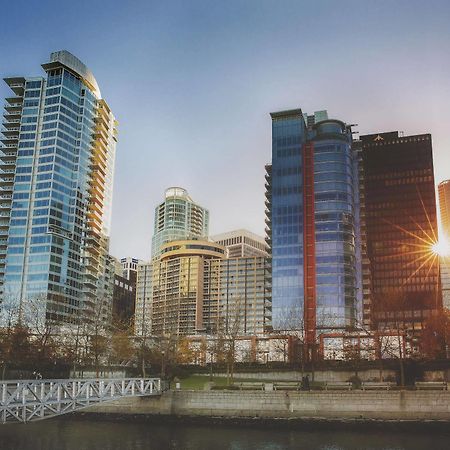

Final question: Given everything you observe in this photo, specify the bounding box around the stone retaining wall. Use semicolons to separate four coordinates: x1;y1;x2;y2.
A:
85;390;450;421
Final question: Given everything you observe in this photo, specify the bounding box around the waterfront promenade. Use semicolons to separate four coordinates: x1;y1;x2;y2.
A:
83;389;450;421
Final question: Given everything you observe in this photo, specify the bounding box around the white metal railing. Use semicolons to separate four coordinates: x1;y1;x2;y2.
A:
0;378;162;423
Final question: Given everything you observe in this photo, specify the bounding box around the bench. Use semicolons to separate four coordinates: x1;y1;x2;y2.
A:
273;382;301;391
415;382;448;390
235;382;265;391
324;381;352;390
362;382;396;391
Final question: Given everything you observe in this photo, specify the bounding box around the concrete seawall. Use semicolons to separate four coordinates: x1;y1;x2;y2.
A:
83;390;450;421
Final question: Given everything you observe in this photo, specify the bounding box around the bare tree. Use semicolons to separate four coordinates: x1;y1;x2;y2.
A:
420;308;450;359
0;296;21;379
276;305;306;376
218;296;245;386
374;292;409;386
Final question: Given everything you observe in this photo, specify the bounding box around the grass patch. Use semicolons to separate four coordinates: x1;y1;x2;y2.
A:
178;375;264;390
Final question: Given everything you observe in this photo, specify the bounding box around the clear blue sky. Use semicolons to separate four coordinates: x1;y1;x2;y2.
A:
1;0;450;260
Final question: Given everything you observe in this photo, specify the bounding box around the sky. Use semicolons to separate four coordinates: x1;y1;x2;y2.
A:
1;0;450;261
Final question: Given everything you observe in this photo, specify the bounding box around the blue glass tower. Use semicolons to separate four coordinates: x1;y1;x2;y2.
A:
266;109;359;341
0;51;117;325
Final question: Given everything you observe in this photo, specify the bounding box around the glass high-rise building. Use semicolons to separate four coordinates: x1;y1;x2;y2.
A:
0;50;117;324
151;187;209;257
265;109;359;345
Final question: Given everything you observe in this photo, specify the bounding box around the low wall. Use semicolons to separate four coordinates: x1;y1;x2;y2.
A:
195;369;397;382
196;368;449;382
84;390;450;421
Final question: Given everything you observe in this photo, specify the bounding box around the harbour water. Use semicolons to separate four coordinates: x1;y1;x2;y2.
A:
0;418;448;450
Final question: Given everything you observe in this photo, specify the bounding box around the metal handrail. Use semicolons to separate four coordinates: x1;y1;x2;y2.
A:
0;377;161;424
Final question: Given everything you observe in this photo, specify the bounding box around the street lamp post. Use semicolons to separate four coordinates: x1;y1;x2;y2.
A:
161;351;165;379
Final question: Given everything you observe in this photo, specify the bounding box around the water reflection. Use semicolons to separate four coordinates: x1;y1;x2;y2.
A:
0;419;448;450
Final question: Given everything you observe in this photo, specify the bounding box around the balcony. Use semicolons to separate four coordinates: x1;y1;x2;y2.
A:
2;119;20;126
1;136;18;145
4;78;25;96
1;127;19;135
5;104;22;114
0;161;16;169
5;95;23;105
0;173;14;182
3;111;21;121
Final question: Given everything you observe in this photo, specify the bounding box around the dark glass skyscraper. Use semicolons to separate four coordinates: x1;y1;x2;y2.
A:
266;109;358;345
361;131;440;330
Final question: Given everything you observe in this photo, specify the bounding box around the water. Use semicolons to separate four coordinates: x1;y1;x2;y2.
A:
0;418;448;450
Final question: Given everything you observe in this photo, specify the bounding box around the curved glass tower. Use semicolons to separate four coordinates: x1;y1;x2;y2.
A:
266;109;358;344
151;187;209;257
312;120;356;330
0;51;117;324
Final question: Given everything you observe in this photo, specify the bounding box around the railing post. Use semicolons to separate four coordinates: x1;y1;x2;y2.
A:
57;384;61;413
22;384;27;422
40;383;45;418
1;383;6;424
72;381;76;410
140;379;144;394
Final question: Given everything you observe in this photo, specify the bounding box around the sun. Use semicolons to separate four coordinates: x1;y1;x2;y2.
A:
431;238;450;257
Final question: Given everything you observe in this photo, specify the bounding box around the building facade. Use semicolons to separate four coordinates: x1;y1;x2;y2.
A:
112;273;135;324
142;239;272;337
151;240;226;336
120;256;142;284
360;131;440;329
0;50;117;325
134;261;152;337
151;187;209;257
438;180;450;240
211;229;268;258
266;109;359;346
438;180;450;309
205;256;272;335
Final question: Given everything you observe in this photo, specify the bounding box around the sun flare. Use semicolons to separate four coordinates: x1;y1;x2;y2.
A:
431;238;450;257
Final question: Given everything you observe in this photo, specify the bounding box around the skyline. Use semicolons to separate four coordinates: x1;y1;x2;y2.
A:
2;0;450;261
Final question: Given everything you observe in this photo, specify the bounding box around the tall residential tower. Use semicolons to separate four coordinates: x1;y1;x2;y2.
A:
0;51;117;324
265;109;359;348
151;187;209;257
